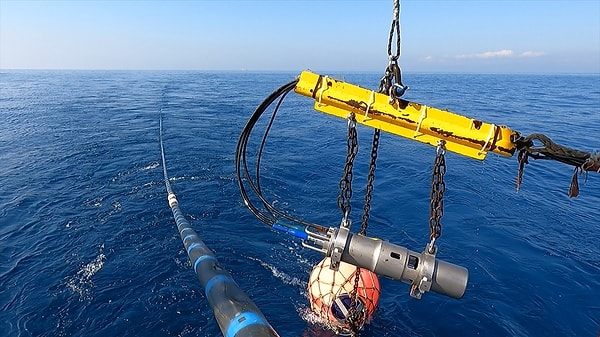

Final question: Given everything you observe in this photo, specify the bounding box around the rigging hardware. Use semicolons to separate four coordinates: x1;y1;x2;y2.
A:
515;133;599;196
380;0;408;103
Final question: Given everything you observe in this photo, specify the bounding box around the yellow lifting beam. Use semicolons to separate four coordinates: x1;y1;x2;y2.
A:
294;70;520;160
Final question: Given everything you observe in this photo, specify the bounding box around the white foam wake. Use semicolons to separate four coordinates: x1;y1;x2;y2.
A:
67;248;106;300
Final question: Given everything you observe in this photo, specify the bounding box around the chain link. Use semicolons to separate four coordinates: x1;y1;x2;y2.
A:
337;114;358;223
429;141;446;244
360;129;380;235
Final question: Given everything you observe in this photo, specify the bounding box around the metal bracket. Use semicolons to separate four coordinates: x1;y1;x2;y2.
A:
329;225;350;271
409;241;437;299
301;226;333;254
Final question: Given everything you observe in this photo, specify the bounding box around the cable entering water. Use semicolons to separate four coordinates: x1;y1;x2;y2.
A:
158;110;278;337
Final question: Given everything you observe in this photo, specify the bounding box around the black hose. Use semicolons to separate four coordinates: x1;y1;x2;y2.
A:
235;78;327;232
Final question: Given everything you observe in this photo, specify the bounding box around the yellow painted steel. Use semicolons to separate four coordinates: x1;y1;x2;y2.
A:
294;71;519;160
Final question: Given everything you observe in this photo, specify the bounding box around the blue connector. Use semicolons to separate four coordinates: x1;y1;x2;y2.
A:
273;221;308;240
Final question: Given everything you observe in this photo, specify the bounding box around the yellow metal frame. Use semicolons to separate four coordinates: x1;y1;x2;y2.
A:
294;71;519;160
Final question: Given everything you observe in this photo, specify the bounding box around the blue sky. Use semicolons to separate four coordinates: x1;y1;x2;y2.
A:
1;0;599;73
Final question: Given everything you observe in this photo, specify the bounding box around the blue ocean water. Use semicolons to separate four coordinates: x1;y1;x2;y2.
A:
0;70;599;337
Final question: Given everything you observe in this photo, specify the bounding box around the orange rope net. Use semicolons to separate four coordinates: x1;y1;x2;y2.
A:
308;257;380;334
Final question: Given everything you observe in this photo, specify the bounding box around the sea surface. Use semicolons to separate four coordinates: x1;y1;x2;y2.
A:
1;70;599;337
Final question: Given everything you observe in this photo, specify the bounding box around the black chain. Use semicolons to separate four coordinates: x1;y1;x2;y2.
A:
429;141;446;244
337;114;358;222
346;128;381;336
337;114;362;336
361;129;380;235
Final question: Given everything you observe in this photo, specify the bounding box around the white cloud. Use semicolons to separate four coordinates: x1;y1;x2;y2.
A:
455;49;514;59
453;49;546;59
520;51;546;57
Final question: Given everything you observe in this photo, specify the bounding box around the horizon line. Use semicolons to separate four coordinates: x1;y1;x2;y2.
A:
2;68;599;76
